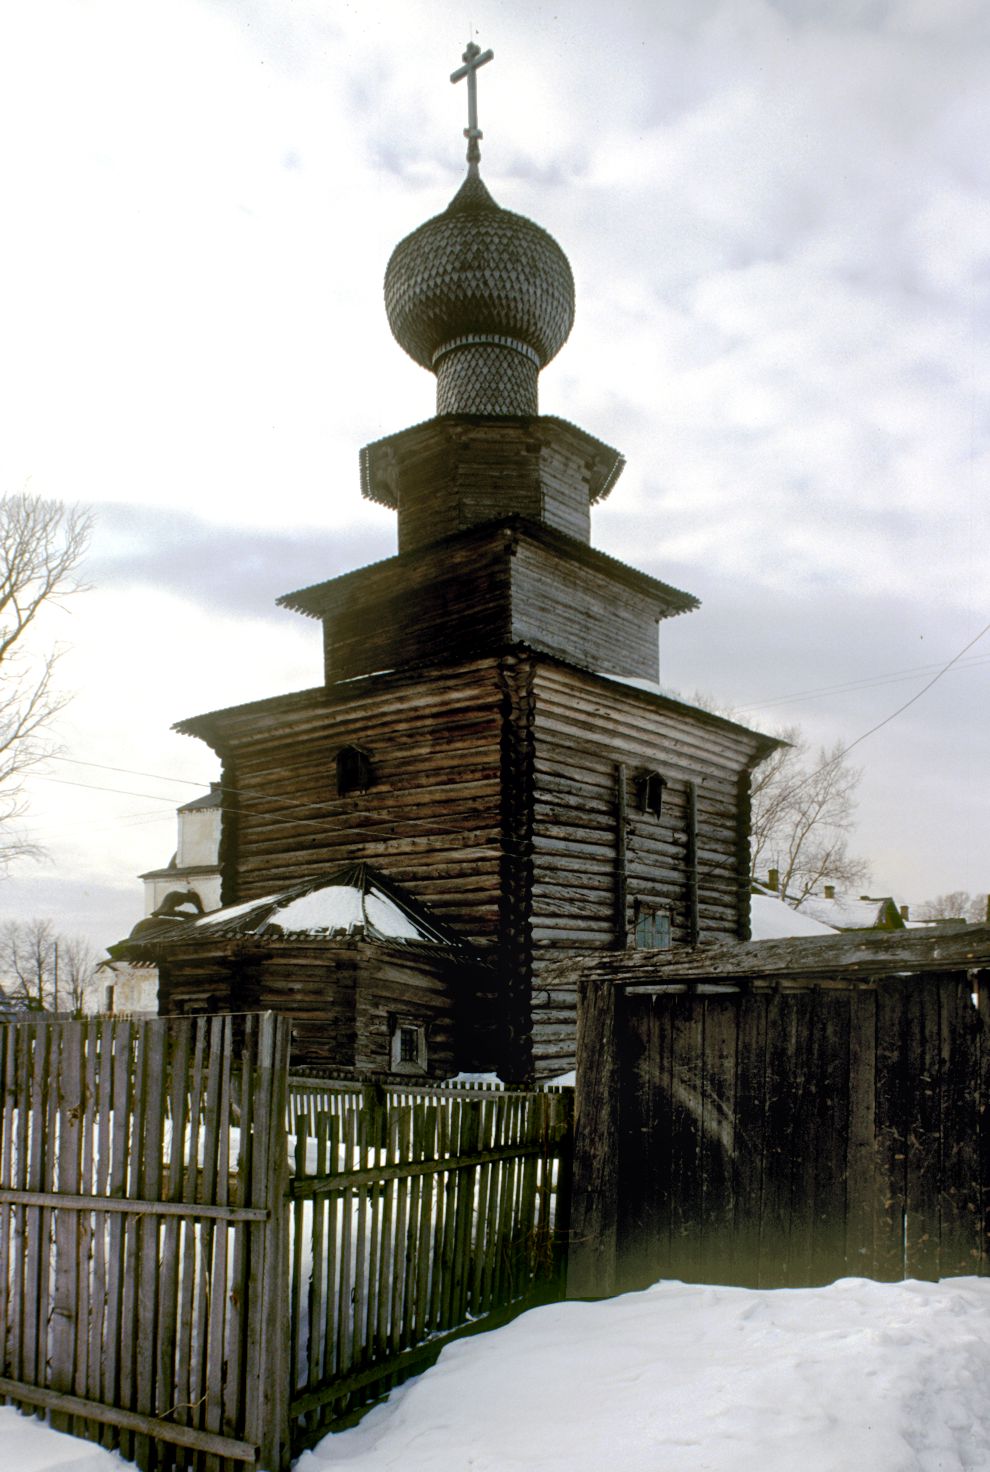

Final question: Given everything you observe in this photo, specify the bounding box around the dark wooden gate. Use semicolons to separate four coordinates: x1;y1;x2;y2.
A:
563;929;990;1296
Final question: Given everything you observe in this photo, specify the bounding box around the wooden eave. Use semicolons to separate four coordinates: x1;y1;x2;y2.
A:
172;648;777;764
543;923;990;991
359;412;626;507
276;515;700;623
565;663;782;763
119;932;489;969
174;685;326;750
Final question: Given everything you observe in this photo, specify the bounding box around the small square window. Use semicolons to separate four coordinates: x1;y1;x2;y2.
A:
389;1018;428;1073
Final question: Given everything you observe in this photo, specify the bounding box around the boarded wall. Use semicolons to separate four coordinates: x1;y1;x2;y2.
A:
569;964;990;1295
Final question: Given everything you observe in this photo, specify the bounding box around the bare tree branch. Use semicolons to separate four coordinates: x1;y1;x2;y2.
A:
750;731;869;903
916;891;988;924
0;493;91;870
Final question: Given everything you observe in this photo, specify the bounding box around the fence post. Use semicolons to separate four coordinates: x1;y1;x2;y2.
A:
552;1087;575;1289
567;970;620;1298
253;1016;292;1471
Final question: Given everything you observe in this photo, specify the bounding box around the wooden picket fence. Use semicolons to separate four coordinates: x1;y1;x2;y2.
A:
0;1016;572;1469
285;1079;572;1450
0;1012;289;1470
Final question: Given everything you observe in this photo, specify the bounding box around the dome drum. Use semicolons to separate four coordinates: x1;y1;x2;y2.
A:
435;341;538;416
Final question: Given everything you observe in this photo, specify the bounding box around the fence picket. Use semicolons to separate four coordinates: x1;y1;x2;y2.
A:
336;1111;356;1375
0;1026;15;1377
51;1022;84;1436
134;1022;167;1469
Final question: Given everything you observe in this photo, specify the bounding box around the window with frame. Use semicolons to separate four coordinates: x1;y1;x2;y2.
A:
335;744;373;797
635;769;667;819
634;903;671;950
389;1017;428;1073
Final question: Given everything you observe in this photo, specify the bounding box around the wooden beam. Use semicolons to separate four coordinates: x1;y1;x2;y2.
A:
290;1142;550;1199
686;779;699;947
545;923;990;988
0;1376;259;1462
615;762;628;948
567;968;620;1298
0;1187;270;1222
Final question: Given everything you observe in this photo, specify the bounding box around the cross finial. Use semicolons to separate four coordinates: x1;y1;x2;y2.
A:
450;40;494;173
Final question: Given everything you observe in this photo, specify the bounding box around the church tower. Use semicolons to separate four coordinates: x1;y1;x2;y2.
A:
135;45;776;1081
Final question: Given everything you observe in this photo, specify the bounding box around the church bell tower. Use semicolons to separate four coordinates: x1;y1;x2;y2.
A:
167;43;775;1082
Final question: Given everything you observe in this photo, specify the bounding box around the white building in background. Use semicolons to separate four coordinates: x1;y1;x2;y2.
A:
100;785;223;1015
139;784;224;915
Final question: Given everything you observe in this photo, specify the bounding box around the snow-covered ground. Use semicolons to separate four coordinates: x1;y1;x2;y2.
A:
6;1276;990;1471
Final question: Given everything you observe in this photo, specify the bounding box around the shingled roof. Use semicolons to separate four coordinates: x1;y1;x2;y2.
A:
111;861;486;963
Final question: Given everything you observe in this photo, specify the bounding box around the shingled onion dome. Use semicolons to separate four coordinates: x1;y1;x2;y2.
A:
384;170;575;416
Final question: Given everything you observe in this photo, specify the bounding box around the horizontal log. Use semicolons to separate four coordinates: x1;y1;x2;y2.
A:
0;1187;269;1222
543;924;990;986
0;1377;258;1461
291;1141;550;1197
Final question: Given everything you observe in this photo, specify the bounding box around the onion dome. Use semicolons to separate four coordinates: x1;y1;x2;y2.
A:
384;170;575;416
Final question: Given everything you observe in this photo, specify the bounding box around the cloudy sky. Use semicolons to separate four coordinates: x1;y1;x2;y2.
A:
0;0;987;952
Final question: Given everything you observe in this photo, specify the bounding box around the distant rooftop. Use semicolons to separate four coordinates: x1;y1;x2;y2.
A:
177;782;222;813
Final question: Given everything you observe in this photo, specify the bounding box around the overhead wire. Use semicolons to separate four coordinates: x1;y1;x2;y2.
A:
28;618;990;884
733;650;990;714
810;615;990;768
40;632;990;805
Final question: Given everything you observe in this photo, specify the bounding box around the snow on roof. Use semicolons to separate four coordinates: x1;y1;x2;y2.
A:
800;893;899;930
749;893;838;940
120;863;476;954
190;881;434;942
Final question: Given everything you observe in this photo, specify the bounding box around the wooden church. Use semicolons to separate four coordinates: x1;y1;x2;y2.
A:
118;45;776;1082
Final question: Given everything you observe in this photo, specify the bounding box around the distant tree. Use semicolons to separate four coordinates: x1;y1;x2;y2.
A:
0;916;56;1008
0;493;91;869
0;919;99;1012
916;892;988;924
748;727;869;906
59;934;100;1011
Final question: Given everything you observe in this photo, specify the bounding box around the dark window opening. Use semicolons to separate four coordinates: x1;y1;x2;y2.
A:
390;1017;428;1073
336;744;373;796
636;769;667;819
635;904;671;950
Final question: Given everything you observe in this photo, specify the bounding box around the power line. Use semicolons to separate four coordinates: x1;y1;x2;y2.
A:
27;768;511;849
734;650;990;714
829;616;990;763
46;755;211;789
33;618;990;869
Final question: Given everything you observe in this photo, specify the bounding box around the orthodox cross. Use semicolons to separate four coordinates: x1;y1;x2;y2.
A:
450;40;494;168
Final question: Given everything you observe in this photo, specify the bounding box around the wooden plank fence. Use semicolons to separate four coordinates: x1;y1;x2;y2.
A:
0;1017;573;1469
